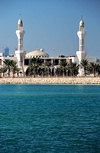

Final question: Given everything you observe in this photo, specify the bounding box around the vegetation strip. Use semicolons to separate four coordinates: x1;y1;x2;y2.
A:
0;59;100;77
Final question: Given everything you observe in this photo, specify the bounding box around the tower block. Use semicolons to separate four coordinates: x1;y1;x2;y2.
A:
15;19;25;74
76;19;87;76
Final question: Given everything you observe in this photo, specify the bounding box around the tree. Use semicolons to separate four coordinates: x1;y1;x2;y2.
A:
88;62;97;77
60;60;68;76
68;62;78;76
3;59;12;76
56;67;62;76
11;60;20;77
44;61;51;76
3;59;19;77
96;64;100;76
81;59;88;76
27;58;43;77
0;67;7;77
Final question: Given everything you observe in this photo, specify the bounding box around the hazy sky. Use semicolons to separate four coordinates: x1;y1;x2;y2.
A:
0;0;100;58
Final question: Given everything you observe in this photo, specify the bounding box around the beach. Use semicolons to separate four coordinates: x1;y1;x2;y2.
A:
0;77;100;84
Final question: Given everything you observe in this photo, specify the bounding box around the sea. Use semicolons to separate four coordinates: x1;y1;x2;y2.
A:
0;85;100;153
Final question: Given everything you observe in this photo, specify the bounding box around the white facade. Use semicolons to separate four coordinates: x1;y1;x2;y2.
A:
15;19;25;74
76;19;87;76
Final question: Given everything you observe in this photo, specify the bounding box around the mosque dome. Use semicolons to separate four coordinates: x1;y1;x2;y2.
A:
26;49;49;58
18;19;23;26
80;19;84;27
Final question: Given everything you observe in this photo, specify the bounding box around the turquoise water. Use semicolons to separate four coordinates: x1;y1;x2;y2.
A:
0;85;100;153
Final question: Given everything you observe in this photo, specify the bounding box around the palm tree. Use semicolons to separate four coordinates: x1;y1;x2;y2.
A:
45;61;51;76
60;60;68;76
0;67;7;77
3;59;12;76
30;58;38;77
95;64;100;76
37;59;44;76
40;63;45;77
88;62;97;77
28;58;43;77
3;59;19;77
68;62;78;76
11;60;20;77
81;59;88;76
26;66;32;76
56;67;62;76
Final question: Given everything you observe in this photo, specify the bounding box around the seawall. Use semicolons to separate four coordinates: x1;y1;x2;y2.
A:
0;77;100;84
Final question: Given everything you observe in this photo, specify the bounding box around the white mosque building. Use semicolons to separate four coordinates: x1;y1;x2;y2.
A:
0;18;98;76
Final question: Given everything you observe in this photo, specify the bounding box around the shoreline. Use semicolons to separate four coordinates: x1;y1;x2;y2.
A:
0;77;100;85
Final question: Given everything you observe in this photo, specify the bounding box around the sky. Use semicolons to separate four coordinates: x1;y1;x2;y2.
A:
0;0;100;58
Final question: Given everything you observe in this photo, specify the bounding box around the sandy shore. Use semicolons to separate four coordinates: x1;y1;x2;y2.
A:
0;77;100;84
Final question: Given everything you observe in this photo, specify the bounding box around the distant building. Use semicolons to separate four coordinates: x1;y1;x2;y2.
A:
4;47;9;56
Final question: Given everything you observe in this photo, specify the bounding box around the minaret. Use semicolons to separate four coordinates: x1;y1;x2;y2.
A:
76;18;87;76
15;19;25;74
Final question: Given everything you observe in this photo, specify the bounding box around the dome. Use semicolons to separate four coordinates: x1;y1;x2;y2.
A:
80;19;84;27
26;49;49;58
18;19;23;26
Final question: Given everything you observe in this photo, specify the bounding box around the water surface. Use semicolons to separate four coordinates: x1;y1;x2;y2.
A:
0;85;100;153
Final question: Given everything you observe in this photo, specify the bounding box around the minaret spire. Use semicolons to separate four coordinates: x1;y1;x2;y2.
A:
76;18;87;76
17;18;24;51
15;18;25;75
81;16;83;21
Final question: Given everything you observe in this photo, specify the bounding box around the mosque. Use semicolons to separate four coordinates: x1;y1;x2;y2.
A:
0;18;98;76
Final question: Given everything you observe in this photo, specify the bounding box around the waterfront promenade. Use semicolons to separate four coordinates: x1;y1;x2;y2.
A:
0;77;100;84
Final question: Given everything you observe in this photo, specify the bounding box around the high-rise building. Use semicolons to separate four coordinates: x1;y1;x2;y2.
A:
4;47;9;56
